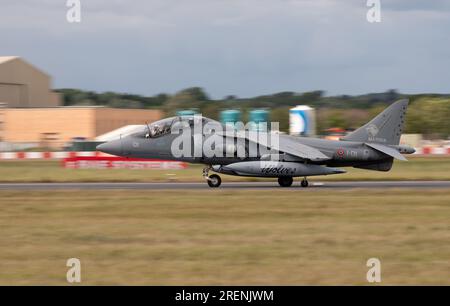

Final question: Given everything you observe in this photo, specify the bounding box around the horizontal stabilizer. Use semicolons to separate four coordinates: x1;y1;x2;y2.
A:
366;142;407;161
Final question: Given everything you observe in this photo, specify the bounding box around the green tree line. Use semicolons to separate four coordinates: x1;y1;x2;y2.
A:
56;88;450;138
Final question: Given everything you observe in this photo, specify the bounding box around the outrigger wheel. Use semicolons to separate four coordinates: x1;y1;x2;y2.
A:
301;178;309;187
207;174;222;188
278;176;293;187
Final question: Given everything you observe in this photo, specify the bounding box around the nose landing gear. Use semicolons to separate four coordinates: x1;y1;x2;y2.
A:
203;166;222;188
207;174;222;188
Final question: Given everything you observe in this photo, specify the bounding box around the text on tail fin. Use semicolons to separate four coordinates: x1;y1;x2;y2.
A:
341;99;409;145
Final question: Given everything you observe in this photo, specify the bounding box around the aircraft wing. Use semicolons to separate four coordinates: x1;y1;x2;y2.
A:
365;142;408;161
220;131;330;162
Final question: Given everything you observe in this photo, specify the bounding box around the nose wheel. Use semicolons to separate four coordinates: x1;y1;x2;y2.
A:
203;166;222;188
207;174;222;188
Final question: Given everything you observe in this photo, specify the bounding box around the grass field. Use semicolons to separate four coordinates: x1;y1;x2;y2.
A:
0;156;450;182
0;189;449;285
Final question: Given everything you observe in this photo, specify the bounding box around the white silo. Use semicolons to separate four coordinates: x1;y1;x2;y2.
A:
289;105;316;136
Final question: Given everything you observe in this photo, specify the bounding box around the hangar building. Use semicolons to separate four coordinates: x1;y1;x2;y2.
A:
0;56;60;107
0;56;163;149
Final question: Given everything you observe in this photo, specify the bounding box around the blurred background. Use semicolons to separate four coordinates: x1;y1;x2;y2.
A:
1;1;449;156
0;56;448;155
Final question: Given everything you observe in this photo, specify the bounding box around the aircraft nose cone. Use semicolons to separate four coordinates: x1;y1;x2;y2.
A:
96;139;122;156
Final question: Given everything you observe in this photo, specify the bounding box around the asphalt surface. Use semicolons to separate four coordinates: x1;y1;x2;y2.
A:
0;181;449;190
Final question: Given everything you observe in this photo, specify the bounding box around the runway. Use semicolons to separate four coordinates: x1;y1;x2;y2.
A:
0;181;449;190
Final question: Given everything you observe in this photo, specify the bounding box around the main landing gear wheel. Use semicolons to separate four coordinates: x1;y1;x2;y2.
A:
278;176;293;187
207;174;222;188
301;178;309;187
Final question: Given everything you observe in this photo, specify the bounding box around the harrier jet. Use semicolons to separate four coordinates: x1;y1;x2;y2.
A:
97;99;415;187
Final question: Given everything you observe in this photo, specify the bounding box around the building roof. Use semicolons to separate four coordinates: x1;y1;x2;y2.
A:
0;56;19;65
0;56;51;78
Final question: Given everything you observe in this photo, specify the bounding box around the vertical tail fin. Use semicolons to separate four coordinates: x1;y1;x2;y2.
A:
341;99;409;145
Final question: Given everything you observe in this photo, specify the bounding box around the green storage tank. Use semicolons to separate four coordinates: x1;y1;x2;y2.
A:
248;109;269;131
220;109;241;129
176;109;198;116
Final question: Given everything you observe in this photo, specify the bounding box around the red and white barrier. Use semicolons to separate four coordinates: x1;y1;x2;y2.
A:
62;156;187;170
0;146;449;161
0;151;102;160
0;151;187;169
414;146;450;155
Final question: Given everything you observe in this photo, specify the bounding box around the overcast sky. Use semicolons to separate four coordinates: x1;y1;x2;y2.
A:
1;0;449;98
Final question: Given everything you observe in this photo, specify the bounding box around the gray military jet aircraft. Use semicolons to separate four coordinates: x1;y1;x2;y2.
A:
97;99;415;187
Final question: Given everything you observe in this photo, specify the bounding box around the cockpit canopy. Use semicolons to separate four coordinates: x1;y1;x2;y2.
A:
131;116;221;138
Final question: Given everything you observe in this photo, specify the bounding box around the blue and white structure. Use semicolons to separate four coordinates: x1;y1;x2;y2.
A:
289;105;316;136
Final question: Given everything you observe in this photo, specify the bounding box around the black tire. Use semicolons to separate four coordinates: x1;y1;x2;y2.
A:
207;174;222;188
278;176;293;187
301;179;309;187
